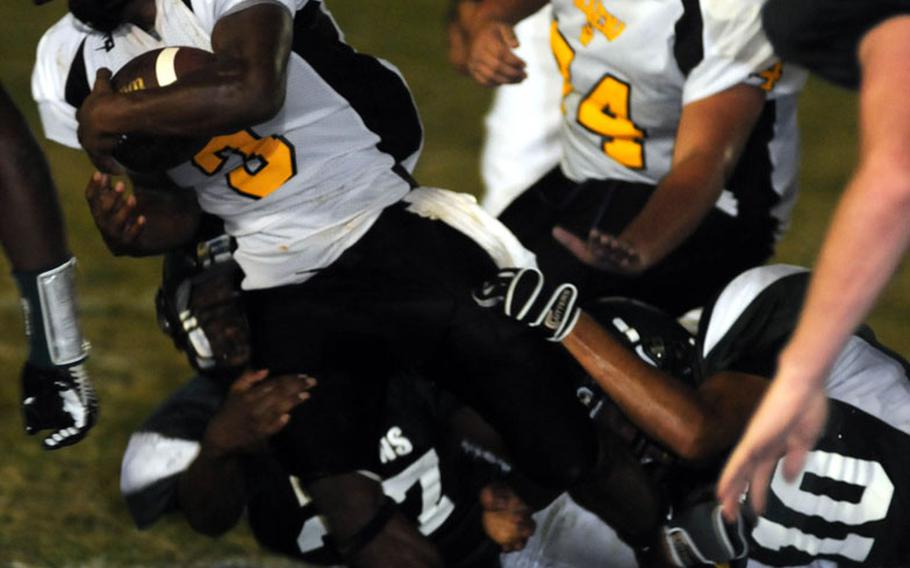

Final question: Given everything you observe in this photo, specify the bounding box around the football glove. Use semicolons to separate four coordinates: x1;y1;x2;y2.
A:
658;496;749;567
473;267;581;341
21;361;98;449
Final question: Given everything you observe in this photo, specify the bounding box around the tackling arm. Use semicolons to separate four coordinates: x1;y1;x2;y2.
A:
177;369;314;536
77;3;293;169
563;312;767;462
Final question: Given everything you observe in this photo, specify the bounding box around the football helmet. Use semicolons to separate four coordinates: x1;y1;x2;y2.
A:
156;234;250;378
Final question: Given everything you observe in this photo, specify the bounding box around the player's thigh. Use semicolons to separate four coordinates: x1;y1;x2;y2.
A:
441;304;598;490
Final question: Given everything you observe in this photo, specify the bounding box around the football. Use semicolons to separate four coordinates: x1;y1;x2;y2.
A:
110;46;215;173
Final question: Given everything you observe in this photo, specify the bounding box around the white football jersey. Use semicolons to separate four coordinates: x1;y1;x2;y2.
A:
480;5;562;217
550;0;806;226
33;0;423;289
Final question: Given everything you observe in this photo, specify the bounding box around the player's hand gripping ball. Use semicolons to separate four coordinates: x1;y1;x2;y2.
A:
110;46;214;172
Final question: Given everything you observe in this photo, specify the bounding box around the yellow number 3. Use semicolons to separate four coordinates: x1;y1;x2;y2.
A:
192;130;297;199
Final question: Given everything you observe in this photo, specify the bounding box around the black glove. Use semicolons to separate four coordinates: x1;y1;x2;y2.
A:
22;361;99;449
473;267;580;341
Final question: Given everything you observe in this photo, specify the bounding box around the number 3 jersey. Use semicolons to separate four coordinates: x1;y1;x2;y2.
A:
119;372;496;567
549;0;807;229
32;0;422;290
699;265;910;566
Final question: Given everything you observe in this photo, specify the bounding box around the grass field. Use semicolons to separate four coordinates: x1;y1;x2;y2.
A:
0;2;907;566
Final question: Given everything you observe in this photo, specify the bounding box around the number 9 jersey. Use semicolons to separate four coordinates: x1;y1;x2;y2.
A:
550;0;807;226
699;265;910;566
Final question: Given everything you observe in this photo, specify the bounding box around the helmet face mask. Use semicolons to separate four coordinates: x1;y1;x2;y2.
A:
68;0;131;32
157;236;250;380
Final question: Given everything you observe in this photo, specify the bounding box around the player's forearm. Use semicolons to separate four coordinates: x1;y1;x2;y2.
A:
618;151;726;267
620;84;765;267
94;60;285;139
177;445;247;537
777;164;910;386
563;312;716;461
778;20;910;387
97;4;291;139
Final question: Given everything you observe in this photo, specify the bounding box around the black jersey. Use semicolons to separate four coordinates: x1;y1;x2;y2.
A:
120;372;498;567
762;0;910;89
699;265;910;566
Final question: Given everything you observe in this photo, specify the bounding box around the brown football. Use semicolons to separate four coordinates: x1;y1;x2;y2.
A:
110;46;215;173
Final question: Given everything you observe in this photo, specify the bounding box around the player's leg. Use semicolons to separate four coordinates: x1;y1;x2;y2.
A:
307;473;444;567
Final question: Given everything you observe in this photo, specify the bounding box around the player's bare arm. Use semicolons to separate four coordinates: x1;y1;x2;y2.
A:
554;83;766;274
718;15;910;521
565;312;767;462
177;368;314;536
85;171;201;256
460;0;547;86
474;266;767;461
76;1;293;171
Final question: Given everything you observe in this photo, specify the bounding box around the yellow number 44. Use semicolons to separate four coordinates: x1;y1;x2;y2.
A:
577;74;646;170
551;23;645;169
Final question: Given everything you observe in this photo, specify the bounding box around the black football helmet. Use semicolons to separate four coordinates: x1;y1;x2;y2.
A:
156;233;250;379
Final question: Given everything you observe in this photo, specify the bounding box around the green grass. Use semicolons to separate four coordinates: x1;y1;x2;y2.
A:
0;2;907;566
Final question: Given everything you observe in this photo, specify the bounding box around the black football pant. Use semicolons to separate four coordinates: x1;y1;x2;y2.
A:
499;167;777;316
245;203;597;492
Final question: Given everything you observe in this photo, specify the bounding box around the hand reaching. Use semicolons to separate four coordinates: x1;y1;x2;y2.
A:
717;377;828;521
202;369;316;457
552;226;647;275
85;171;146;255
480;483;536;552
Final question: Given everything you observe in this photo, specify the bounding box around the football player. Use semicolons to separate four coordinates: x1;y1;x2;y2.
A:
34;1;657;563
0;82;97;449
717;1;910;523
122;243;643;567
478;264;910;566
460;0;806;316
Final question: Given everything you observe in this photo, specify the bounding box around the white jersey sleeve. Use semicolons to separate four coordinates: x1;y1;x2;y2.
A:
683;0;807;105
31;14;88;149
188;0;307;33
